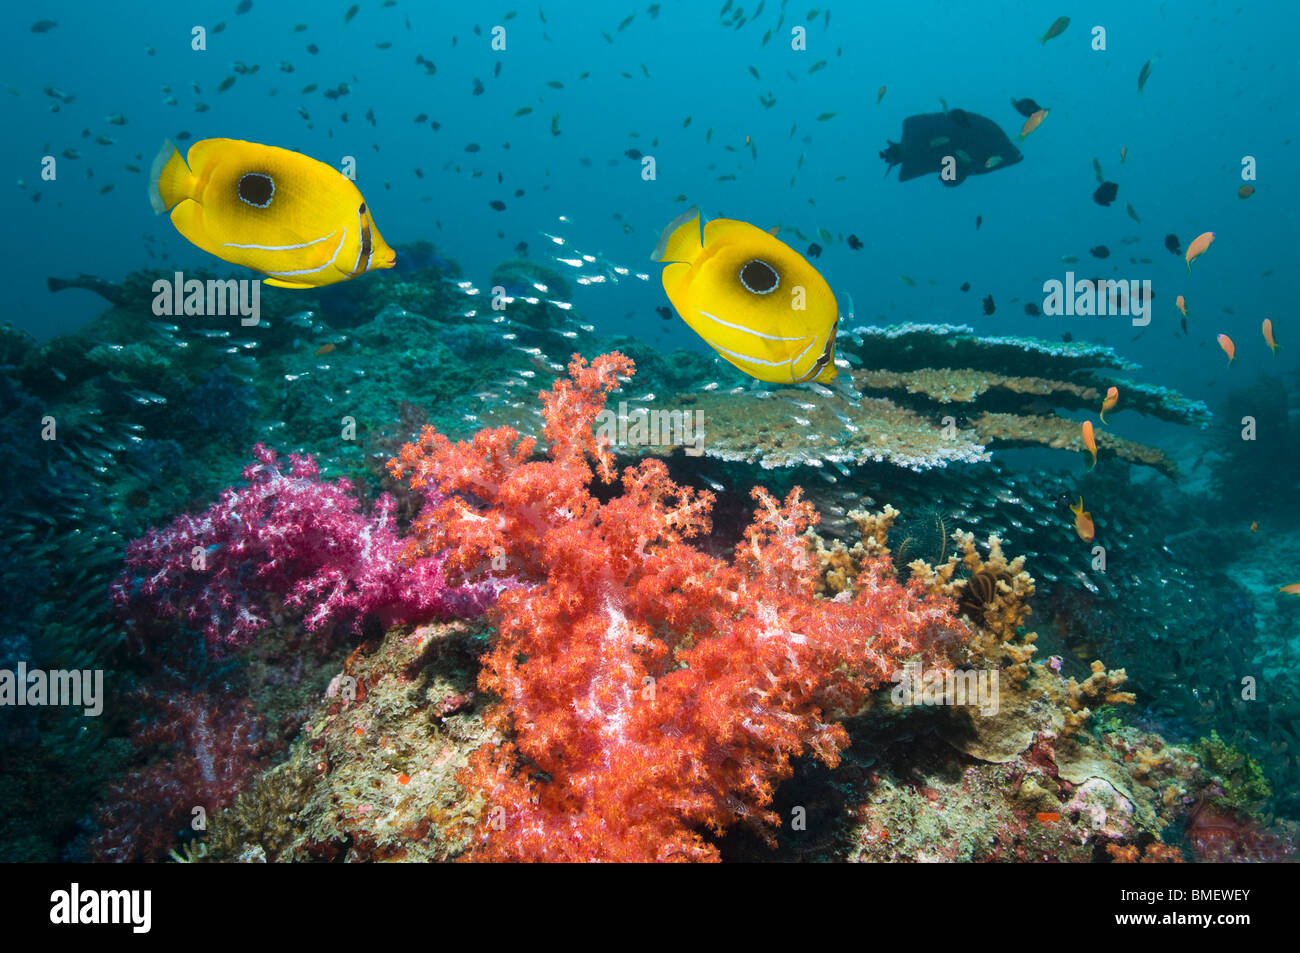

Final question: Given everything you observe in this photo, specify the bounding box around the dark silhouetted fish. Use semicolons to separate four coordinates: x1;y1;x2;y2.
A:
960;281;970;292
1090;245;1110;258
47;274;130;306
1165;233;1181;255
982;294;995;315
1093;181;1118;206
807;242;822;258
881;108;1023;186
1010;97;1044;117
1024;302;1041;315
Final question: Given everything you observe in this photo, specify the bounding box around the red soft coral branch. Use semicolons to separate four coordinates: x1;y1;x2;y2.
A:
390;352;960;861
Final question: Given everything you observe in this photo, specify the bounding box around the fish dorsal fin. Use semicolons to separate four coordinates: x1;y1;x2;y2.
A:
651;206;702;262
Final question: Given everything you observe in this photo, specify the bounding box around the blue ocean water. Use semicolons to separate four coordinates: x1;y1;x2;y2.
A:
3;0;1299;865
8;0;1296;384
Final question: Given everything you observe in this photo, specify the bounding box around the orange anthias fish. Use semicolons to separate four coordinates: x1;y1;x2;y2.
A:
1278;583;1300;595
1037;811;1062;823
1263;318;1279;353
1070;498;1094;542
1100;386;1119;423
1081;419;1097;468
1185;231;1215;273
314;342;336;356
1176;295;1187;316
1017;108;1049;140
1250;521;1259;533
1218;333;1235;364
1238;184;1254;199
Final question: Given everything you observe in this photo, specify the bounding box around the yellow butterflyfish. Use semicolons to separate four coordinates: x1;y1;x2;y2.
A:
652;207;841;384
149;138;395;288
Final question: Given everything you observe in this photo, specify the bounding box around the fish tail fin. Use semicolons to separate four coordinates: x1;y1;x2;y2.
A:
651;206;702;262
47;277;69;294
148;139;190;214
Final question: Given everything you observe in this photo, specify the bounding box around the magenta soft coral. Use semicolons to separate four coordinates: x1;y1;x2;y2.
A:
390;352;962;861
112;444;490;651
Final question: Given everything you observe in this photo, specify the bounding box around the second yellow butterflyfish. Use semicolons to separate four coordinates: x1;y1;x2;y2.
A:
149;137;395;288
652;207;840;384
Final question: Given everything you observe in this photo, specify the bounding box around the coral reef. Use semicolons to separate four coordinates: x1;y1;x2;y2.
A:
204;621;493;862
388;353;963;860
89;689;277;862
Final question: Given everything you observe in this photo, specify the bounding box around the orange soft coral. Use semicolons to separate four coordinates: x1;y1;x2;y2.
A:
390;353;961;861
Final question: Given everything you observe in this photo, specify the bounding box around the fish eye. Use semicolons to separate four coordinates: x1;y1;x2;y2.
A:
237;172;275;208
739;259;779;295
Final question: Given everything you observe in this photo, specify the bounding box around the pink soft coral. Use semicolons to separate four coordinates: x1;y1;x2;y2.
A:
112;445;490;651
390;352;961;861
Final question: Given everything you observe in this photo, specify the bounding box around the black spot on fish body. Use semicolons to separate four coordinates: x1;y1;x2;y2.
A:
740;259;780;293
847;234;862;250
238;172;275;207
1165;233;1181;255
806;243;822;258
960;282;970;292
1093;181;1118;206
982;294;995;315
1024;302;1041;316
1090;245;1110;258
